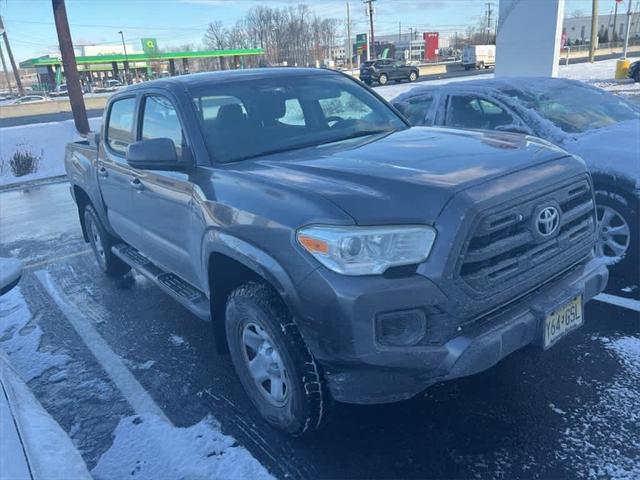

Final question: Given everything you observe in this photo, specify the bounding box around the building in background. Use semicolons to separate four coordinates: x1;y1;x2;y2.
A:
563;12;640;44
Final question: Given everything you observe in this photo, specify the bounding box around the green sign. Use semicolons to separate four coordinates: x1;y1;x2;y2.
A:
356;33;368;56
141;38;158;56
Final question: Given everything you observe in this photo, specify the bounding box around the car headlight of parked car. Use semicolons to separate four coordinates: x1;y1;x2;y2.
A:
297;225;436;275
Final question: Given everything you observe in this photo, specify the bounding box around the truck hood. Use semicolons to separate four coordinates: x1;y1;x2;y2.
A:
238;127;572;224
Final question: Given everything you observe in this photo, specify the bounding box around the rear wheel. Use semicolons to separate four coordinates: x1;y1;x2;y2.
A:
378;73;388;85
633;69;640;83
408;71;418;82
225;282;329;436
478;61;485;69
84;205;130;277
595;190;638;279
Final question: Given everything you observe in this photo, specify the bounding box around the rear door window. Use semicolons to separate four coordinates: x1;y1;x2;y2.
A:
447;95;514;130
395;94;434;125
106;97;136;155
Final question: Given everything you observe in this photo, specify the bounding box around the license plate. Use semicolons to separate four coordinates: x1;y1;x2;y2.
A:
543;295;583;349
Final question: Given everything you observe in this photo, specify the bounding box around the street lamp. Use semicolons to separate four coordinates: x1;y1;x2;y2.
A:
118;30;130;84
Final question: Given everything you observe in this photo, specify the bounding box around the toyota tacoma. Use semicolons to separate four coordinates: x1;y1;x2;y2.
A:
65;68;608;436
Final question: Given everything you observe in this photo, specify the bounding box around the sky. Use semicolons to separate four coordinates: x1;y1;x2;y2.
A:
1;0;606;62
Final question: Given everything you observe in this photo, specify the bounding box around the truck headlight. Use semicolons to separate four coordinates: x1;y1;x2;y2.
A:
297;225;436;275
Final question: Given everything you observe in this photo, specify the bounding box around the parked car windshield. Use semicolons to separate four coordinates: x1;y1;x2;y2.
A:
190;72;407;163
501;83;639;133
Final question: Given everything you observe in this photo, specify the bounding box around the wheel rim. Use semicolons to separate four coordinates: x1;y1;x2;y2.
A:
410;73;417;81
241;322;289;406
596;205;631;260
88;216;106;267
379;75;387;84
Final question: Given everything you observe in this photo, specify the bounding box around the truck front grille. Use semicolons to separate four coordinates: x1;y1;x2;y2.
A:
457;177;595;295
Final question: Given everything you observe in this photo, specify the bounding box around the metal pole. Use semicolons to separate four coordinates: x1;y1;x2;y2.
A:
409;27;413;63
589;0;599;63
623;0;634;57
0;16;24;95
52;0;89;134
118;31;130;84
363;0;376;60
346;1;353;70
0;42;13;95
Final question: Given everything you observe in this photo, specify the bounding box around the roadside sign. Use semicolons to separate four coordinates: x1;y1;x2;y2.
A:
141;38;158;56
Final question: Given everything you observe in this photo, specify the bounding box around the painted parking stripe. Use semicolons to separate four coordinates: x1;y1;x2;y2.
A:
34;270;169;422
594;293;640;313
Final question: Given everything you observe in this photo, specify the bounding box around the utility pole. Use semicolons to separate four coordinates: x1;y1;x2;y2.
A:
118;30;130;84
409;27;413;63
52;0;89;134
0;16;24;95
346;1;353;70
613;0;619;42
0;43;13;95
485;2;493;44
363;0;376;60
622;0;634;57
589;0;599;62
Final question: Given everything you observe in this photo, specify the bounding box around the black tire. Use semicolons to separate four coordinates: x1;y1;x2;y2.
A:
464;65;471;71
478;62;485;69
408;71;418;82
378;73;388;85
83;205;130;277
634;69;640;83
595;190;639;280
363;79;372;86
225;282;329;436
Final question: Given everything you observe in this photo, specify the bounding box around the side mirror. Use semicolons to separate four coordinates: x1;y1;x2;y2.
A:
126;138;182;171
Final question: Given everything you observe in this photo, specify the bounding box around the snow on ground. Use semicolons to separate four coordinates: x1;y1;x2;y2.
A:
556;336;640;480
0;351;92;479
92;414;274;480
0;117;101;187
0;287;69;381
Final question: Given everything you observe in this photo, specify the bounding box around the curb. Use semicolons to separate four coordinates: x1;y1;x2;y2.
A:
0;175;68;193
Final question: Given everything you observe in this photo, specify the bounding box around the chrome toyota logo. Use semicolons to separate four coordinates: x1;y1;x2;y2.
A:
536;206;560;236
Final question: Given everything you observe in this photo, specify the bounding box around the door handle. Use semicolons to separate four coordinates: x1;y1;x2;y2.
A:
130;178;145;191
97;166;109;178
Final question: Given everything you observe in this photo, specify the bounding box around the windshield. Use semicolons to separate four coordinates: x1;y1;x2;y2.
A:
190;72;407;163
501;83;640;134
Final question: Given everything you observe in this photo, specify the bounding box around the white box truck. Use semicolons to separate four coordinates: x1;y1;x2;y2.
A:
462;45;496;70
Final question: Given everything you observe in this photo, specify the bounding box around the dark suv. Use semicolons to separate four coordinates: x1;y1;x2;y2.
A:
359;59;419;85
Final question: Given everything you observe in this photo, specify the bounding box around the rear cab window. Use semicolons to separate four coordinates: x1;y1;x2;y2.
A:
106;97;136;155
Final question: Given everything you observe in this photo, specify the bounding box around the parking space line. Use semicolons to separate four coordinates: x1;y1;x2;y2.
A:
594;293;640;313
34;270;170;423
24;249;91;271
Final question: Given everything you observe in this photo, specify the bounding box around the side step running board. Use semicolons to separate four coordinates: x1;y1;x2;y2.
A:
112;244;210;320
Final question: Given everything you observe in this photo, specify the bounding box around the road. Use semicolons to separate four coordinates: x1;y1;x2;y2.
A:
1;182;638;479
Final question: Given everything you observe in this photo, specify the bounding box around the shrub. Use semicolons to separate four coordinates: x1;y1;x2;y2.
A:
9;147;41;177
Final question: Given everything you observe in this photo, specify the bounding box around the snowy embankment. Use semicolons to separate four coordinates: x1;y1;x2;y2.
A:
0;117;102;187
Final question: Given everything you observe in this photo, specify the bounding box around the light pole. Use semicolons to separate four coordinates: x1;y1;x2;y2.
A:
622;0;633;58
118;30;130;84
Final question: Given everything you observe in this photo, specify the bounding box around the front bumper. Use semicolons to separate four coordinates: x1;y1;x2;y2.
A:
294;257;608;404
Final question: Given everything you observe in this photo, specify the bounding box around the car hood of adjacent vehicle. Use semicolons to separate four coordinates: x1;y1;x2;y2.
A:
237;127;573;224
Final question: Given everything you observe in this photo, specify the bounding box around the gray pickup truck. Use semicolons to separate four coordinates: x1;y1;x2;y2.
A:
65;68;608;436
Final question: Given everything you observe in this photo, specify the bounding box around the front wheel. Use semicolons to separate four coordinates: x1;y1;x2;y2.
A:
378;73;388;85
408;71;418;82
595;190;638;279
225;282;329;436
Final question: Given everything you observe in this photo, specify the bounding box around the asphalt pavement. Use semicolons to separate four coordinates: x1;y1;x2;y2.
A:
0;182;638;479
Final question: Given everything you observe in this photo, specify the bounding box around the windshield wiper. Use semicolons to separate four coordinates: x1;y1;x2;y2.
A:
224;129;398;164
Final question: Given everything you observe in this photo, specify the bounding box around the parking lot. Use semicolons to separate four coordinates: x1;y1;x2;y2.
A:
1;181;638;479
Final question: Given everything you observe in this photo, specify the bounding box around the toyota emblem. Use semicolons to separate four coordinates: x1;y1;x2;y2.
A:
536;206;560;236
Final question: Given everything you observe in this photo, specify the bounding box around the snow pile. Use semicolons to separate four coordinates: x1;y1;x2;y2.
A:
0;287;69;381
0;117;101;187
556;336;640;479
92;414;274;480
0;351;91;479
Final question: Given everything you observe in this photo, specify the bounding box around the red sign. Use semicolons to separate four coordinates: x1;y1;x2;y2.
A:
423;32;439;61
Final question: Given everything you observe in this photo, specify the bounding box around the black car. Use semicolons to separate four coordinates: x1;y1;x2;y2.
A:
359;59;419;86
629;60;640;83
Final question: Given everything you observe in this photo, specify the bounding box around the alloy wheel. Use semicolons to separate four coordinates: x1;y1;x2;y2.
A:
596;204;631;259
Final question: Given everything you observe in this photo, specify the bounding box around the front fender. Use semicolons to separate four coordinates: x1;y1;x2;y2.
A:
200;229;310;319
